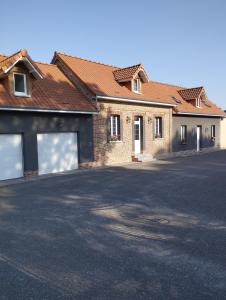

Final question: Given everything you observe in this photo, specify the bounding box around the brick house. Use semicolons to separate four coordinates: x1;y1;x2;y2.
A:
52;52;177;165
53;52;225;162
0;49;96;181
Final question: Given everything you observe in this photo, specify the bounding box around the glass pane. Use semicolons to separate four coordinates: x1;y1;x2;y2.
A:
135;124;140;140
14;74;26;93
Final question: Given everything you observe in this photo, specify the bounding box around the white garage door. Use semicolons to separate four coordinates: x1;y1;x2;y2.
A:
0;134;23;181
37;132;78;175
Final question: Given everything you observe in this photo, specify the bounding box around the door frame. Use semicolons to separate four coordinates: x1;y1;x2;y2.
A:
133;116;143;154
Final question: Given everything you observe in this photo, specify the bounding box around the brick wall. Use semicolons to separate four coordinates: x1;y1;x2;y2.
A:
93;100;172;165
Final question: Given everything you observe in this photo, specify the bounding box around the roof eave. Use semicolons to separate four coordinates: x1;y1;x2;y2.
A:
95;95;176;107
174;111;225;118
3;57;43;79
0;106;98;114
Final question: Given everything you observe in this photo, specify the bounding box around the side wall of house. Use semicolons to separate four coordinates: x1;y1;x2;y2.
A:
93;100;172;165
220;118;226;148
0;111;94;176
172;115;221;152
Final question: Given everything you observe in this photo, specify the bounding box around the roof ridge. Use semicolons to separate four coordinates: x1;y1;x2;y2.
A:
1;49;24;60
179;86;204;92
113;64;142;73
35;60;58;67
56;51;120;69
149;80;186;89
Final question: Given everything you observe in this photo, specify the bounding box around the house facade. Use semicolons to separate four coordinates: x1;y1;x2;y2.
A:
220;113;226;148
0;49;96;181
53;52;225;163
1;49;224;181
52;52;177;165
145;83;225;152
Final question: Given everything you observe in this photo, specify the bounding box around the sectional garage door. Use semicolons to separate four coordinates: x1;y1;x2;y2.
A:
37;132;78;175
0;134;24;181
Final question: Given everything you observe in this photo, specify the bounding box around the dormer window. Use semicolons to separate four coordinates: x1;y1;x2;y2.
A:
13;73;28;96
133;78;140;93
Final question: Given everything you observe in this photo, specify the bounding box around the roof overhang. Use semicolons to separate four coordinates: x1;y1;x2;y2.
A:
136;68;149;83
96;95;176;107
0;106;97;114
2;57;43;79
174;111;225;118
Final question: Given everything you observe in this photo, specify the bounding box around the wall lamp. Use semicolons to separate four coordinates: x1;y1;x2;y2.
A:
126;116;131;124
147;117;152;124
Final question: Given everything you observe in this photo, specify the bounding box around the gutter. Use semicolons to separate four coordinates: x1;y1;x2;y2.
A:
174;112;225;118
0;106;98;114
95;95;177;107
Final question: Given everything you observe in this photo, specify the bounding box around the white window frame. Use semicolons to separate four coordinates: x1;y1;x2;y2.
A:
154;117;163;139
13;73;28;96
211;125;216;139
196;97;201;108
133;78;140;93
110;115;120;141
180;125;187;144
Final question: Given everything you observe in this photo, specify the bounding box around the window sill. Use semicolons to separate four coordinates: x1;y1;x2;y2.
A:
133;91;142;94
109;140;123;143
14;93;31;98
180;142;188;145
154;137;164;141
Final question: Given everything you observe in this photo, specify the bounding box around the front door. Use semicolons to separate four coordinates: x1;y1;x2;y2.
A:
134;116;142;154
197;126;202;151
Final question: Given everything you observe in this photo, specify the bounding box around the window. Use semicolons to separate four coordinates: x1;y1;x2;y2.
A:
211;125;216;139
109;115;121;141
154;117;163;138
133;78;140;93
181;125;187;144
13;73;27;96
196;97;201;108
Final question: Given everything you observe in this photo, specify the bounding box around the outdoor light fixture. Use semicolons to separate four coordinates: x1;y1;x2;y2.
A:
148;117;152;124
126;116;131;124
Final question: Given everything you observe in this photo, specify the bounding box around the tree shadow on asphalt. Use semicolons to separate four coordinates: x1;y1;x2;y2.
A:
0;151;226;299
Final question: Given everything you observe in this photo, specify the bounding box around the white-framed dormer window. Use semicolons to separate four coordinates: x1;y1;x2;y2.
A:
133;78;140;93
196;97;201;108
13;73;28;96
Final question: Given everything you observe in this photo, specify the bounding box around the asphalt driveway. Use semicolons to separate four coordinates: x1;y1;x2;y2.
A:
1;151;226;299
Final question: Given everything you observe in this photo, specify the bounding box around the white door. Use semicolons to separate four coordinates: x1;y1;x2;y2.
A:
0;134;23;181
37;132;78;175
197;126;201;152
134;117;141;154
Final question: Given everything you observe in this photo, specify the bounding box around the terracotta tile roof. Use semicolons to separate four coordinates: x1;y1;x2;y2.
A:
148;81;225;116
113;64;142;81
54;52;175;106
0;49;43;78
178;87;203;101
54;52;225;116
0;52;96;112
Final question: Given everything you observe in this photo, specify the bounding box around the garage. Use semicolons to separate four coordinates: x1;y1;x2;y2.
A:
0;134;24;181
37;132;78;175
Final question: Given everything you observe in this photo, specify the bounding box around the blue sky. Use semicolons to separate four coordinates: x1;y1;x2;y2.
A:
1;0;226;108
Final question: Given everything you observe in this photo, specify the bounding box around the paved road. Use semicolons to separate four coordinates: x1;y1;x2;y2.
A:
0;151;226;299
